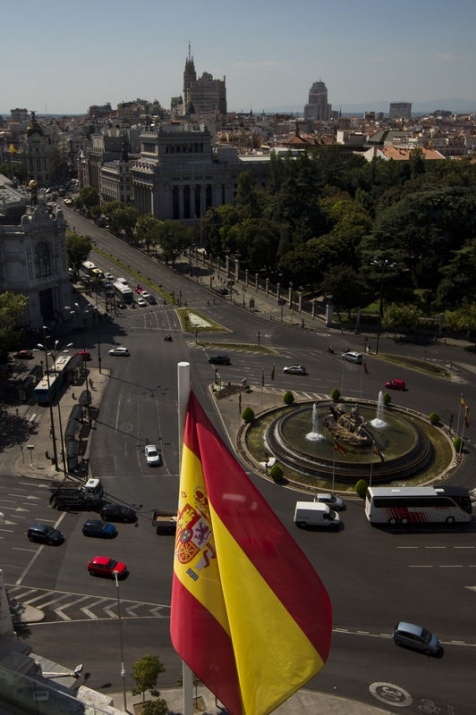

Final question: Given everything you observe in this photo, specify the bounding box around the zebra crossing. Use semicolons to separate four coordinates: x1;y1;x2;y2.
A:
7;584;169;623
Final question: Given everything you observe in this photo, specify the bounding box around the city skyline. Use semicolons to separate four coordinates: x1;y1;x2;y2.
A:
1;0;475;117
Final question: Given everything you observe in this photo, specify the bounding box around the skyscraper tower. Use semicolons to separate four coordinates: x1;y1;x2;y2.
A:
304;80;332;121
183;43;197;114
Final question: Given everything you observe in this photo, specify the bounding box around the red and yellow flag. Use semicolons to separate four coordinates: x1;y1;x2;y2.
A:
171;391;332;715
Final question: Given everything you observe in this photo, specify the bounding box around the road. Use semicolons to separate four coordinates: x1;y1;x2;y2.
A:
2;208;476;713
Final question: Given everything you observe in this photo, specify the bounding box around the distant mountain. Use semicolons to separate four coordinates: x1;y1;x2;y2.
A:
261;99;476;116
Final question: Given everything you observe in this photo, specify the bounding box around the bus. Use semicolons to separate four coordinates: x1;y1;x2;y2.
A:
35;354;79;405
81;261;104;281
365;486;472;526
113;280;133;304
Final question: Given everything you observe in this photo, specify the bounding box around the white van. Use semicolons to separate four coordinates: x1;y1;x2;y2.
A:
294;501;341;529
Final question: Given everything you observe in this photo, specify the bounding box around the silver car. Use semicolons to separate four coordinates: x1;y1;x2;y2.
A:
393;622;441;656
108;346;129;356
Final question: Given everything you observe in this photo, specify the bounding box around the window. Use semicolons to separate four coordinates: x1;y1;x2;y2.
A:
34;241;52;278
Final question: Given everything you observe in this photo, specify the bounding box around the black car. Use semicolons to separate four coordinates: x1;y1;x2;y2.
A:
27;524;64;545
101;503;137;523
208;354;231;365
82;519;117;538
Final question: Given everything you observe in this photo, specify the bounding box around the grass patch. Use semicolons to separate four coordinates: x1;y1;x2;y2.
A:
378;353;450;378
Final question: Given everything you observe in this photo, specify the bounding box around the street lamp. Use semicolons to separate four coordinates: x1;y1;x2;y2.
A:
113;570;127;712
288;281;293;311
371;259;396;355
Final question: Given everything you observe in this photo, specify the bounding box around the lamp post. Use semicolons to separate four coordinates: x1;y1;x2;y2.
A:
288;281;293;311
113;571;127;712
371;259;396;355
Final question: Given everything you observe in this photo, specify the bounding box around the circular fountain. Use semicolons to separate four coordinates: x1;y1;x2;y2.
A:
264;394;434;484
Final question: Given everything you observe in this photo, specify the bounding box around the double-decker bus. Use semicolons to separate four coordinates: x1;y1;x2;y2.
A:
35;354;79;405
113;280;133;304
365;486;472;526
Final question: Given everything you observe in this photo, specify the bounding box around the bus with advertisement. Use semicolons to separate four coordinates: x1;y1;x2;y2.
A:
35;354;80;405
365;486;472;526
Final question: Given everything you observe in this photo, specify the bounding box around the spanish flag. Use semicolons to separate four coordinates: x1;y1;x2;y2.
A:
461;396;467;409
171;391;332;715
9;144;17;154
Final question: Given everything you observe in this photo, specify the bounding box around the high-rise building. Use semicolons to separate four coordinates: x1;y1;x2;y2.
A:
182;45;227;116
304;80;331;122
389;102;412;119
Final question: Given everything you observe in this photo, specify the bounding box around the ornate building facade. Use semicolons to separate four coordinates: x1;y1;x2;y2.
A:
182;46;227;116
0;185;71;331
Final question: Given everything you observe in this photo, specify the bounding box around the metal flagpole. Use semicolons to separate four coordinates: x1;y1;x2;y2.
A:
177;362;194;715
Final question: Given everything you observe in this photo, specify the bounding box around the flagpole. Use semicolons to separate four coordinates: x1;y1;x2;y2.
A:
456;393;463;438
177;361;194;715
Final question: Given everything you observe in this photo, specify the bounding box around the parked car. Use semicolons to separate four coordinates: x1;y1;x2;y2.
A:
146;294;157;305
341;351;363;364
75;350;91;361
136;297;147;307
314;493;345;510
385;379;406;391
208;354;231;365
108;347;129;356
144;444;161;466
140;291;151;299
82;519;117;539
101;503;137;523
14;349;34;359
27;524;64;545
105;273;114;280
87;556;127;579
283;365;307;375
392;621;441;656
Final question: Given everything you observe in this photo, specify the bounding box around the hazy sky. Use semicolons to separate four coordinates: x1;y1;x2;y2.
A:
2;0;475;115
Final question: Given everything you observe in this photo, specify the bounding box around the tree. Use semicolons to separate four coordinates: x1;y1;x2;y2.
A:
66;230;92;279
0;292;29;363
156;221;193;265
320;266;373;321
135;215;163;254
131;655;165;704
381;303;423;337
109;205;138;243
76;186;99;211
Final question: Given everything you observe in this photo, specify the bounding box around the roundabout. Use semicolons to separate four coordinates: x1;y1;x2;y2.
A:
241;394;457;492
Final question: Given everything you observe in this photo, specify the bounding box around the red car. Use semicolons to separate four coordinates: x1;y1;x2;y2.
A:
14;349;34;359
87;556;127;579
385;379;406;391
76;350;92;361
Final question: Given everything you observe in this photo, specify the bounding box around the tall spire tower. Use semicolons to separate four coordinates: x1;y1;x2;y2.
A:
183;42;196;113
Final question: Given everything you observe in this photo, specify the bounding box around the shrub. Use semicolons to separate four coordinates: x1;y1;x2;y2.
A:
269;463;284;482
142;700;168;715
453;436;463;453
283;390;294;405
132;655;165;703
355;479;368;499
330;387;340;402
241;406;255;423
428;411;440;426
383;392;391;406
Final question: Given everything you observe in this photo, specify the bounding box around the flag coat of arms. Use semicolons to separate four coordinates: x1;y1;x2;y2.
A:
171;391;332;715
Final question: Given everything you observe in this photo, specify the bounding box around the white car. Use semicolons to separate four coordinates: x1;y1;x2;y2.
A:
108;346;130;356
141;291;151;299
341;351;362;364
283;365;307;375
136;297;147;307
105;273;114;280
144;444;161;466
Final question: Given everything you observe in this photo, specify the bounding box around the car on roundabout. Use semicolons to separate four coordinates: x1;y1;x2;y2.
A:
108;346;129;356
144;444;161;466
87;556;127;579
13;349;34;359
385;379;406;391
208;354;231;365
283;365;307;375
82;519;117;539
314;493;345;510
341;351;363;364
392;621;441;656
101;502;137;523
27;524;64;545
